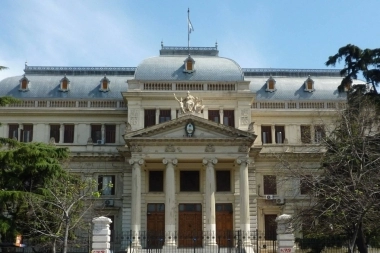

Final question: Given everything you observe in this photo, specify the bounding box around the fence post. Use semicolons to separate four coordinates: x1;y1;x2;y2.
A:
92;216;112;253
275;214;295;253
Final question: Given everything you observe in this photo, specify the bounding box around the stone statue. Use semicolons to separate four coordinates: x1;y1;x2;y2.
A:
174;91;203;114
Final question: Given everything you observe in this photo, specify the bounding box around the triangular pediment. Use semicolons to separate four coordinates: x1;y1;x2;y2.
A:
124;114;256;143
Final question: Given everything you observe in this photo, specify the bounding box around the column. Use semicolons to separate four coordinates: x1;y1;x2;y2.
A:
59;124;64;144
18;124;23;142
236;158;253;253
202;158;218;247
271;125;276;144
101;124;105;143
128;158;144;248
162;158;177;247
219;109;223;124
156;108;159;124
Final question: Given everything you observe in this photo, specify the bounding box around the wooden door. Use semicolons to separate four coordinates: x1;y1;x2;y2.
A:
264;214;277;240
216;204;233;247
178;204;202;247
147;204;165;248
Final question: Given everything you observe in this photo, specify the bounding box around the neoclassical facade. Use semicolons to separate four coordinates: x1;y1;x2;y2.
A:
0;45;358;249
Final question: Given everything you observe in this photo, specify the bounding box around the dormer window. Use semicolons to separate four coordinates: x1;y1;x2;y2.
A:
59;75;70;92
304;76;315;92
183;55;195;73
19;75;30;91
99;75;110;92
266;76;276;92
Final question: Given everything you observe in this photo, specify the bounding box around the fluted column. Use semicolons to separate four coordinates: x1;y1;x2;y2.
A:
236;158;253;251
203;158;218;246
162;158;178;247
129;158;144;248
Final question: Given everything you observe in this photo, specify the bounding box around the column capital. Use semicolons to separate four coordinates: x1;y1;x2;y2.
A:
202;158;218;165
129;158;144;166
162;158;178;165
236;158;252;165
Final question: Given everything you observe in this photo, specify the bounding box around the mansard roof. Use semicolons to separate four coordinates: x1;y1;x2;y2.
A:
134;46;244;82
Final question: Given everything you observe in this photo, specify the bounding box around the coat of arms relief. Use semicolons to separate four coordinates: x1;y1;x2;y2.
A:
174;91;204;114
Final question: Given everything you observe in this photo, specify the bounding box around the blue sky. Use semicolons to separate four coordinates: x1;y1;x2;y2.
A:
0;0;379;81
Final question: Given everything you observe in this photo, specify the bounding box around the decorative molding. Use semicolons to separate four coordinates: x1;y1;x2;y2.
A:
241;109;249;126
124;122;132;134
130;144;142;152
205;144;215;152
238;145;250;152
130;109;139;125
202;158;218;166
87;137;93;145
129;158;144;166
236;158;252;166
162;158;178;166
248;122;255;132
165;144;176;152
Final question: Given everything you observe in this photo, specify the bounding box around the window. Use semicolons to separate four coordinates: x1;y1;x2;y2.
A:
275;126;285;144
314;125;325;143
8;124;19;139
180;171;199;191
100;76;110;92
19;75;29;91
149;171;164;192
300;175;312;195
63;124;74;143
300;125;311;144
186;60;193;71
21;124;33;142
208;110;220;123
261;126;272;144
144;109;156;128
50;124;60;143
91;124;102;143
98;175;115;195
159;110;171;123
304;76;315;92
105;125;116;143
59;76;70;91
223;110;235;127
183;55;195;73
263;175;277;195
266;76;276;92
216;171;231;192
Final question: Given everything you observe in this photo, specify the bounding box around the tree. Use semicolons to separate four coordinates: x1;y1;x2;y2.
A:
326;44;380;93
25;171;100;253
281;89;380;253
0;142;69;244
0;66;7;71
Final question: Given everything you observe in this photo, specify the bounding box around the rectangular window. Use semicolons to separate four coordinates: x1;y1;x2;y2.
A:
314;125;325;143
216;171;231;192
21;124;33;142
149;171;164;192
8;124;19;139
180;171;200;191
275;126;285;144
144;109;156;128
300;175;312;195
261;126;272;144
50;124;60;143
208;110;220;123
300;125;311;144
63;124;74;143
91;125;102;143
98;175;115;195
263;175;277;195
105;125;116;143
159;110;171;123
223;110;235;127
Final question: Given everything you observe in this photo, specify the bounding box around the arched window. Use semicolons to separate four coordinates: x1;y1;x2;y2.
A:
304;76;315;92
59;75;70;92
19;75;30;91
266;76;276;92
183;55;195;73
99;75;110;92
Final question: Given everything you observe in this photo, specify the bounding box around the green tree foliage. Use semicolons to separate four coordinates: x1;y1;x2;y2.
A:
326;44;380;93
0;142;69;242
0;66;7;71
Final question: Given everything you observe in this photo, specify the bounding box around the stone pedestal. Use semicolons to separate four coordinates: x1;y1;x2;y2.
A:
276;214;295;253
92;216;112;253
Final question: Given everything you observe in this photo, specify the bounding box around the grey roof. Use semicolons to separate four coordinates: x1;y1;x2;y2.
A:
247;76;361;101
134;55;244;82
0;74;132;99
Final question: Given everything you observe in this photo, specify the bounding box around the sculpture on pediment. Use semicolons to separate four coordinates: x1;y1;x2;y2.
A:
174;91;204;114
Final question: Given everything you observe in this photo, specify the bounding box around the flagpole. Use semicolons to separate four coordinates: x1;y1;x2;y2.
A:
187;8;190;54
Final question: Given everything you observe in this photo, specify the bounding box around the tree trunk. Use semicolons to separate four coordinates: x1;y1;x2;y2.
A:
356;223;368;253
52;238;56;253
63;214;70;253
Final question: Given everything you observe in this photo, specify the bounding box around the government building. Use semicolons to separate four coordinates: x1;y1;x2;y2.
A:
0;44;355;251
